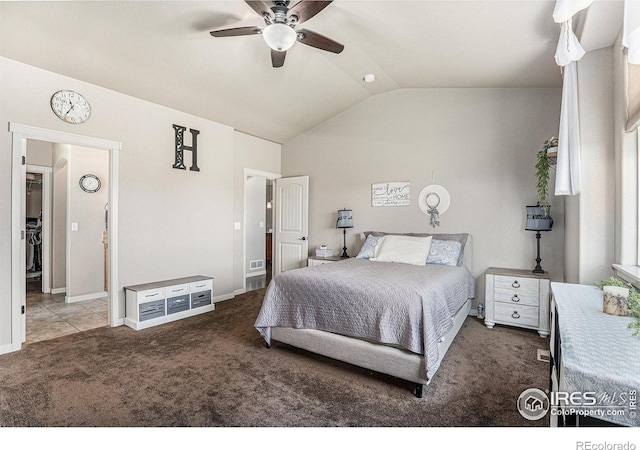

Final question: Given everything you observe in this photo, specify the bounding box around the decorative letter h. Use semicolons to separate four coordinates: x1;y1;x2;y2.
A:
172;124;200;172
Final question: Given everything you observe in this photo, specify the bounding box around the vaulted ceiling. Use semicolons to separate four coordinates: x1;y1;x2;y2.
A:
0;1;624;143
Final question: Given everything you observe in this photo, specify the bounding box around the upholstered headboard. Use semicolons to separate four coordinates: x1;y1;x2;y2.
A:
357;232;473;273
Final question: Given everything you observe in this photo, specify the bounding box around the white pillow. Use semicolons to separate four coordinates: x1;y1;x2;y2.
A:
370;235;433;266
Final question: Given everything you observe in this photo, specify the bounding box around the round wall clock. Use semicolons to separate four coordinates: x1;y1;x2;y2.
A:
50;90;91;124
79;174;101;193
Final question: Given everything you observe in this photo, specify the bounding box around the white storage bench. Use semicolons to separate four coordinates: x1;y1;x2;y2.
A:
124;275;214;330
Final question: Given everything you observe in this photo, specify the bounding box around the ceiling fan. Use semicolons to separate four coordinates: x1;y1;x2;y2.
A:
209;0;344;68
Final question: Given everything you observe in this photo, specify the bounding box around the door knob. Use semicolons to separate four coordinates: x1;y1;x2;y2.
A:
299;237;307;240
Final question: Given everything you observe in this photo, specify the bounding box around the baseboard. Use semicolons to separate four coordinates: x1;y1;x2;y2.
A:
65;291;107;303
214;293;234;303
51;287;66;295
0;342;18;355
234;288;246;296
246;270;266;278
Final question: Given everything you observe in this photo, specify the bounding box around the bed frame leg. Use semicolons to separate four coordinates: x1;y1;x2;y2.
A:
415;384;423;398
265;342;270;349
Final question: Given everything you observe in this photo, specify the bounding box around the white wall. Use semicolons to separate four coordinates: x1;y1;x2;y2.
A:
613;33;639;266
27;140;53;166
67;145;109;299
52;149;68;291
0;57;280;348
245;176;266;276
282;88;563;307
562;48;616;284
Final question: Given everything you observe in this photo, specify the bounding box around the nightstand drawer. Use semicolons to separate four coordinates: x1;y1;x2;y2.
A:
494;288;540;307
308;257;342;266
494;275;539;293
494;303;539;328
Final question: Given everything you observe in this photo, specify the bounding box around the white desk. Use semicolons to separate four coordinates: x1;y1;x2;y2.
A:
550;282;639;427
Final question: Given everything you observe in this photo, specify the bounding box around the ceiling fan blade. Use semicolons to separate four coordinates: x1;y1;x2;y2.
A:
288;1;333;24
271;49;286;68
245;0;273;21
296;29;344;54
209;26;263;37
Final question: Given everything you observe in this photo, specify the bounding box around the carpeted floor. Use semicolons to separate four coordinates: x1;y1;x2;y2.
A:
0;286;550;427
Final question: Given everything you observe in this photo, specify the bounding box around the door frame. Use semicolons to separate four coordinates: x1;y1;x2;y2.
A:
25;165;52;295
242;168;281;294
10;123;121;352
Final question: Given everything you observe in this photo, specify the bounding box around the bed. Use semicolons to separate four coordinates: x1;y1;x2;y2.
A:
254;231;475;397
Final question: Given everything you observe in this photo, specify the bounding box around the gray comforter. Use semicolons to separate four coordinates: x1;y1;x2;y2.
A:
254;258;475;380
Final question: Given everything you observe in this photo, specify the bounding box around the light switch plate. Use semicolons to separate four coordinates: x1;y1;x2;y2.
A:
71;222;79;231
234;222;241;230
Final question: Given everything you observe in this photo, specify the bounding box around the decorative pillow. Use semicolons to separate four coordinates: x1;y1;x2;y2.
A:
426;239;463;266
370;235;433;266
364;231;468;266
355;234;381;259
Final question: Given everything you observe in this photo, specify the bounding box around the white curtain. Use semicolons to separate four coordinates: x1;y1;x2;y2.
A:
623;0;640;131
553;0;593;196
556;62;582;195
623;0;640;64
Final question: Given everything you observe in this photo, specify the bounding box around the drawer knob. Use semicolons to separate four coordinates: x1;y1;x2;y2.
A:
512;311;520;319
512;281;520;288
512;294;520;302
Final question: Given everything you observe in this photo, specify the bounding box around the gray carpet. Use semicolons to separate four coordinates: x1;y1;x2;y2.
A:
0;287;550;427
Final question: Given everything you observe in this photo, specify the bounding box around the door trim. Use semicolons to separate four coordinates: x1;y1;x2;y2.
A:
9;123;121;353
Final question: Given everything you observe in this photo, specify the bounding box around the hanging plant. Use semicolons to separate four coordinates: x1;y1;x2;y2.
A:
535;137;557;216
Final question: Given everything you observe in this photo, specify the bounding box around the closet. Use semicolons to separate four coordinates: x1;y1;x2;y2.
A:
26;173;43;288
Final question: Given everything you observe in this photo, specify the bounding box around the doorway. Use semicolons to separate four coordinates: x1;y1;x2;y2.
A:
24;141;110;343
25;171;44;294
10;123;121;352
243;169;280;293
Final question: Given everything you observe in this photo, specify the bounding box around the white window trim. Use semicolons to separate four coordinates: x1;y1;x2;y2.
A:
616;132;640;288
613;264;640;289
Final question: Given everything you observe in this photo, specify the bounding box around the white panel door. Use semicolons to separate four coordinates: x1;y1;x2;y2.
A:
274;176;309;276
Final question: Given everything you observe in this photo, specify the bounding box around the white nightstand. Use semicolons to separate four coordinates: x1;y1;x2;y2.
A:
307;255;347;266
484;267;550;337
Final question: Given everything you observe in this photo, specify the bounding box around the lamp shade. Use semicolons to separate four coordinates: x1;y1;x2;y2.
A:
262;23;297;52
525;205;553;231
337;209;353;228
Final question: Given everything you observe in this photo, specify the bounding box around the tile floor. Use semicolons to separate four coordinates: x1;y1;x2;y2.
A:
26;279;108;344
246;263;272;292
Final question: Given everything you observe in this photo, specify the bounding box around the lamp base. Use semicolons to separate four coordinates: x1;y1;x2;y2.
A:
532;231;544;274
341;228;349;258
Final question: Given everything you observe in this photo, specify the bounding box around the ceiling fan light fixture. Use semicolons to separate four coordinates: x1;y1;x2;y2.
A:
262;23;297;52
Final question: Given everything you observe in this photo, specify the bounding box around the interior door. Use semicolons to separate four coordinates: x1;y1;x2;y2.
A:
274;176;309;276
